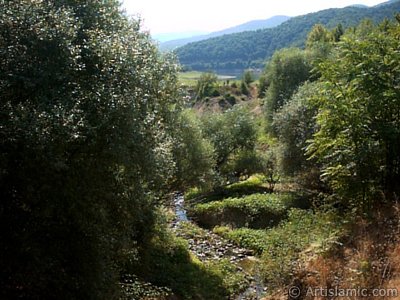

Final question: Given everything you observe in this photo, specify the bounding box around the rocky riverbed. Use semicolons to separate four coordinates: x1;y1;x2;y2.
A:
171;193;267;299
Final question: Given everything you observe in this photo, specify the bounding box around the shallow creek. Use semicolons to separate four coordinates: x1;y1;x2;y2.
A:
172;193;267;299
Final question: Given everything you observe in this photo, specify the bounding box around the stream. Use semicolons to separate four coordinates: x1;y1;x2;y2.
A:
172;193;267;300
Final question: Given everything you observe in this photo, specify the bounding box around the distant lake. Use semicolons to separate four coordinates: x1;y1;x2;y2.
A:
212;69;263;79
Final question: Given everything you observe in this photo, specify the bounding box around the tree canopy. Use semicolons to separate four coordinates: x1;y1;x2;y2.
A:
0;1;181;298
307;18;400;207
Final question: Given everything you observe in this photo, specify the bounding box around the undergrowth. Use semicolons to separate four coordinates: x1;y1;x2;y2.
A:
214;208;345;287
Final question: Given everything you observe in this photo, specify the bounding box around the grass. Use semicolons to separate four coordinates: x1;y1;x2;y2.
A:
213;208;345;287
179;71;237;86
134;232;247;299
193;193;293;214
188;177;311;229
300;203;400;297
190;192;296;229
185;175;270;204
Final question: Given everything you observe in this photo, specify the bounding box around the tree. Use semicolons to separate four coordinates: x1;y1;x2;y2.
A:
306;24;334;59
273;82;319;178
307;20;400;208
201;106;257;181
332;23;344;42
172;110;216;190
242;70;254;85
240;81;250;96
194;72;219;100
306;24;332;49
263;48;313;127
0;1;181;298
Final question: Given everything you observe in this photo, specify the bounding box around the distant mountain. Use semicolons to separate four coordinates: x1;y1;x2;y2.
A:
375;0;399;6
347;4;369;8
208;15;291;36
159;15;290;51
175;0;400;72
153;31;209;43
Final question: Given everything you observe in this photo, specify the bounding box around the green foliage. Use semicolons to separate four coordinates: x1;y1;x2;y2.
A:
332;23;345;42
194;72;219;100
273;82;319;177
257;149;281;192
185;175;271;205
219;227;270;255
191;193;296;229
200;106;257;180
137;221;248;299
194;193;294;216
219;209;344;286
306;24;333;48
175;2;400;72
258;73;270;97
222;150;261;178
242;70;254;85
173;110;216;190
0;1;181;298
306;24;335;58
137;233;229;299
260;209;343;286
240;81;250;96
264;48;313;126
205;259;249;297
307;20;400;207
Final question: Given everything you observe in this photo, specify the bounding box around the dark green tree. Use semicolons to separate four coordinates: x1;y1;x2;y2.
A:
332;23;345;42
0;1;181;298
240;81;250;96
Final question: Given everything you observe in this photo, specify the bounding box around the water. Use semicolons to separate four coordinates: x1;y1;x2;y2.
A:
172;192;266;299
174;192;188;222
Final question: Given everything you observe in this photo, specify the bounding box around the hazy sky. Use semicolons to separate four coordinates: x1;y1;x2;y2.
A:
121;0;387;34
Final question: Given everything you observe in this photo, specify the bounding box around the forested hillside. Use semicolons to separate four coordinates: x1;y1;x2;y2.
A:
160;15;290;51
176;0;400;71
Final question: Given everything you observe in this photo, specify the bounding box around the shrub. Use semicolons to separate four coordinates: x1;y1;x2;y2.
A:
191;193;296;229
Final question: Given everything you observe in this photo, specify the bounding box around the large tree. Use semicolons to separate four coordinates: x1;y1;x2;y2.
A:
263;47;313;126
273;82;319;178
307;19;400;208
0;1;180;298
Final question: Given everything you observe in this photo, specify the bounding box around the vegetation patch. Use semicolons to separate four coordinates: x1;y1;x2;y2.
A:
190;192;297;229
134;231;247;299
215;208;344;286
185;175;270;204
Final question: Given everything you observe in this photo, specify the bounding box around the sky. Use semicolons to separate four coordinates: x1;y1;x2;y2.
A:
121;0;387;35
